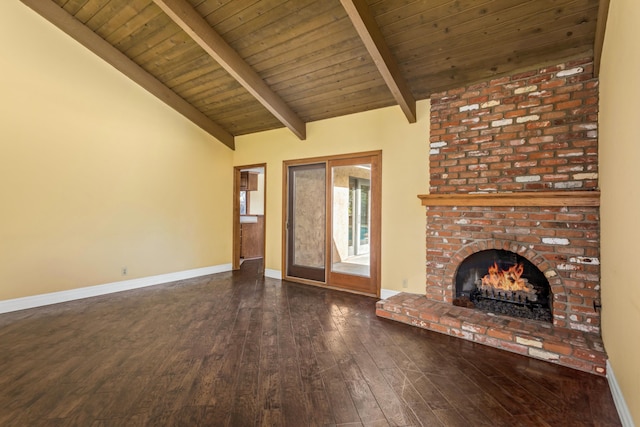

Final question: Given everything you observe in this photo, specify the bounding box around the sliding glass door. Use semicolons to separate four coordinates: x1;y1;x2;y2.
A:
284;152;380;296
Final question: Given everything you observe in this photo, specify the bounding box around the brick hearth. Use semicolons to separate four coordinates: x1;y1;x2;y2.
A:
377;57;607;375
377;294;607;375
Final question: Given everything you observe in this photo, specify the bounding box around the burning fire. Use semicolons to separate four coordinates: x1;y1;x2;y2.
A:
481;262;527;291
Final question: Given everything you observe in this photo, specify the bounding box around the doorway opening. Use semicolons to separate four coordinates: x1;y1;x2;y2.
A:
283;151;381;296
233;164;266;271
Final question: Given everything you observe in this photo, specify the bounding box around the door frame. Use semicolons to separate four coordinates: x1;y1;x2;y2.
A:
233;163;267;271
282;150;381;297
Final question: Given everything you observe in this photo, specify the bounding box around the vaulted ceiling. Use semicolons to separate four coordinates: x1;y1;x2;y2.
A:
21;0;606;149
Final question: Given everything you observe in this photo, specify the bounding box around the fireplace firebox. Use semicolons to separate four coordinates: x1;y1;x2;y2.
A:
454;249;551;322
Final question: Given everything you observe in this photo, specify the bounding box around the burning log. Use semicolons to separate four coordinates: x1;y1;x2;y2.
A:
476;262;538;302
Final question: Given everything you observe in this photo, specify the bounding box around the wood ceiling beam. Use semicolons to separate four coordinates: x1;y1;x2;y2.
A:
340;0;416;123
593;0;611;77
19;0;235;150
153;0;307;140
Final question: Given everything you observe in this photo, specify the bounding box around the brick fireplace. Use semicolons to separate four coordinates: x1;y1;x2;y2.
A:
377;58;607;375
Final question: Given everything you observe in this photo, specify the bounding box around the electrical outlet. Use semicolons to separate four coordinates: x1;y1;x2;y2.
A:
122;267;127;276
402;278;408;288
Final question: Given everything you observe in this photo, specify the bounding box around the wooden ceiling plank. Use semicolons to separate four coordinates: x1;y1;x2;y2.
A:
122;19;182;59
289;70;390;104
389;1;597;56
74;0;110;23
206;103;284;123
369;0;454;18
130;27;192;65
194;0;234;20
199;0;261;32
105;3;164;46
172;67;238;99
401;20;596;82
219;0;321;48
160;55;220;87
271;55;379;97
146;45;210;79
94;0;151;40
153;0;307;139
19;0;235;149
61;0;91;16
199;93;265;116
593;0;610;76
297;90;394;122
340;0;416;123
377;0;495;39
247;18;355;74
85;0;129;31
263;46;377;101
396;5;597;70
409;42;593;99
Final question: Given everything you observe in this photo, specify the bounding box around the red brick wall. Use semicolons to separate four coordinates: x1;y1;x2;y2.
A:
426;58;601;335
429;58;598;194
426;205;601;334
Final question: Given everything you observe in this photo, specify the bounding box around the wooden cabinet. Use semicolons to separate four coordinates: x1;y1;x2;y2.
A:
240;172;258;191
240;216;264;259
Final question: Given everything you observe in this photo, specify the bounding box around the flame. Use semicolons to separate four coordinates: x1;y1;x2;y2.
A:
481;262;526;291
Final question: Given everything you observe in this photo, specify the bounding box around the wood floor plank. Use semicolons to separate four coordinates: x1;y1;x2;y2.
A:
351;350;420;426
0;260;622;426
379;367;443;426
314;351;361;424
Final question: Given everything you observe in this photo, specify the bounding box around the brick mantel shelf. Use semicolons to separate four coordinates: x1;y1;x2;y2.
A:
418;190;600;207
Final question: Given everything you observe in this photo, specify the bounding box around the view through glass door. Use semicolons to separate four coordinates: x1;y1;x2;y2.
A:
331;168;370;276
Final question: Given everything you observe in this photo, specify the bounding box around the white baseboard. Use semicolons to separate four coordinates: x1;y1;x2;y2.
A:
380;289;401;299
0;263;233;314
607;360;636;427
264;269;282;280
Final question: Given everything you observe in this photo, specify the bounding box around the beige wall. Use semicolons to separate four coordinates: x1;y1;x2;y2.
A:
233;101;430;294
248;173;265;215
599;0;640;422
0;2;233;300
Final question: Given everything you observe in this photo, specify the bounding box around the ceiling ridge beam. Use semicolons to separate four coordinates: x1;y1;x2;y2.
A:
153;0;307;140
340;0;416;123
19;0;235;150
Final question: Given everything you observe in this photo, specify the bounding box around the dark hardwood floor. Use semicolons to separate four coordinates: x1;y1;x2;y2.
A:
0;260;621;426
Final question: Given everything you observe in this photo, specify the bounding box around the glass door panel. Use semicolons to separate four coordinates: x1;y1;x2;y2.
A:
331;165;371;277
286;163;326;282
